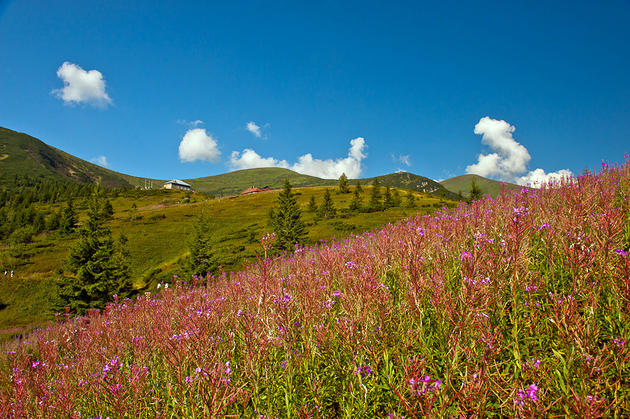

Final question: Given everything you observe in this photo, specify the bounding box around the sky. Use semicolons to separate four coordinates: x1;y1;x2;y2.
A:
1;0;629;185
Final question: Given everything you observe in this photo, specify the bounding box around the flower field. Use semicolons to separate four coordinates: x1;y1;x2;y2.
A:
1;161;629;417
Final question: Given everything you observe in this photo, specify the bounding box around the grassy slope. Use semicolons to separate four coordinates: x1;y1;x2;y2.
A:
185;167;335;196
0;127;139;188
363;172;460;201
440;173;521;198
0;185;453;340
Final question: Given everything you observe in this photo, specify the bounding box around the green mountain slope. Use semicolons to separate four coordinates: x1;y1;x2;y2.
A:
0;127;137;188
440;174;521;198
186;168;335;196
363;172;461;201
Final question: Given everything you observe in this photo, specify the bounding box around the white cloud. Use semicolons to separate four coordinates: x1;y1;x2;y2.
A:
229;137;367;179
52;62;112;107
393;154;411;167
90;155;108;167
246;121;262;138
177;119;204;128
229;149;289;170
516;168;573;187
178;128;221;163
466;116;573;187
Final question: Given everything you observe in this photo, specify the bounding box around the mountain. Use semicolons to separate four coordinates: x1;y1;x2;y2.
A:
186;168;335;196
1;126;460;199
440;174;521;198
363;172;461;201
0;127;141;188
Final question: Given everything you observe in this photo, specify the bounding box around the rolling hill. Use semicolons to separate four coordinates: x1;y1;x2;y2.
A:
1;126;463;200
440;173;521;198
0;127;141;188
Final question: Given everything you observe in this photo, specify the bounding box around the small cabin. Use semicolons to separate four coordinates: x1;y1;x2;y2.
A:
163;179;192;191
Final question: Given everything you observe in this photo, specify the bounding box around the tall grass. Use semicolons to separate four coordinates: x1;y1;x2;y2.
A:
1;160;629;417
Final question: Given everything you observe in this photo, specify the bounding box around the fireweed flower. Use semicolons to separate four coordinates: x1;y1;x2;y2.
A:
514;384;539;406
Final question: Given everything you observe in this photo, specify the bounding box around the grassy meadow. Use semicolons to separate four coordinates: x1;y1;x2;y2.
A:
0;185;448;341
0;161;628;416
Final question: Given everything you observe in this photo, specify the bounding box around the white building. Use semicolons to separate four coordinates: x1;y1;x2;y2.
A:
163;179;192;191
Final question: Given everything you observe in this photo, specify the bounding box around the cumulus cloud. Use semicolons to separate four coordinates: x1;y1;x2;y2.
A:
393;154;411;167
229;137;367;179
52;62;112;107
246;121;262;138
177;119;204;128
516;168;574;187
178;128;221;163
466;116;573;187
90;155;108;167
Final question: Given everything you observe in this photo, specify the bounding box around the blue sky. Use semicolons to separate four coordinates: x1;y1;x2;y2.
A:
1;0;629;184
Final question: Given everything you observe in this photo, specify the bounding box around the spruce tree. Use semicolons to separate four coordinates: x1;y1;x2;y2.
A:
269;179;307;252
469;179;483;202
307;195;318;212
101;199;114;220
392;189;402;207
60;200;77;235
369;178;382;211
317;189;336;219
405;191;417;208
349;186;363;211
58;197;132;314
338;173;350;193
187;213;218;278
383;185;394;209
355;180;363;193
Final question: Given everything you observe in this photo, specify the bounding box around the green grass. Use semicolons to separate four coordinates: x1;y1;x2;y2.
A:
440;173;521;198
0;185;455;340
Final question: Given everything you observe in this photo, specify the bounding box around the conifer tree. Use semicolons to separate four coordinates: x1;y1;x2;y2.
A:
60;200;77;235
307;195;318;212
469;179;483;202
101;199;114;220
349;186;363;211
369;178;382;211
47;209;61;231
58;197;132;314
338;173;350;193
269;179;307;252
405;191;417;208
355;180;363;193
317;189;336;219
187;213;217;278
383;185;394;209
392;189;402;207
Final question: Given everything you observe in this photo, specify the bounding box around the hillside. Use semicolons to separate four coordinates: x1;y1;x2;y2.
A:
186;167;334;196
1;161;628;417
364;171;460;201
0;184;452;341
1;127;463;200
440;173;521;198
0;127;139;188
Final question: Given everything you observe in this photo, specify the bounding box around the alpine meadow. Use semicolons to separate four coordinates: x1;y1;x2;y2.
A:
1;1;630;417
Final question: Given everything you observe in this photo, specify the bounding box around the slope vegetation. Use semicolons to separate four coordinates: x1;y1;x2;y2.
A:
0;127;137;188
2;161;628;416
440;173;521;198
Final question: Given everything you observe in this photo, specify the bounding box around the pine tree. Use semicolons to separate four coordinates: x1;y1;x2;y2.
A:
349;186;363;211
317;189;336;219
307;195;318;212
46;209;61;231
369;178;382;211
338;173;350;193
383;185;394;209
187;213;218;278
60;200;77;235
405;191;417;208
58;197;132;314
392;189;402;207
269;179;307;252
469;179;483;202
101;199;114;220
355;180;363;193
